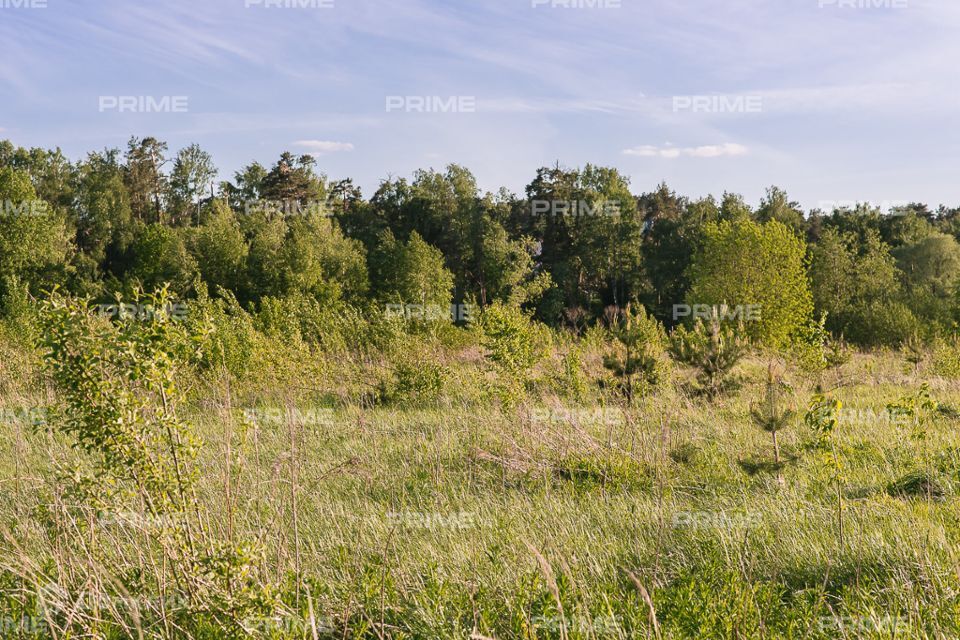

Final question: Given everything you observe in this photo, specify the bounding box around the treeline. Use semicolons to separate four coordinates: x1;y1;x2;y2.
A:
1;136;959;348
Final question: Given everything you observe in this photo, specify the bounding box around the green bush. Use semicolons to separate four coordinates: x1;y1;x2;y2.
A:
478;301;545;406
602;304;666;403
932;337;960;379
840;300;920;348
377;359;448;406
670;309;749;397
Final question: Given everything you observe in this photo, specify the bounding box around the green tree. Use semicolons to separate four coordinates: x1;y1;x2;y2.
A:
243;206;367;304
686;218;813;348
669;308;749;397
372;230;453;308
123;136;168;224
168;143;217;225
122;223;198;293
259;152;326;204
479;301;544;405
522;164;644;322
602;304;665;403
0;167;72;303
756;186;805;234
72;149;134;291
809;227;917;345
186;200;248;293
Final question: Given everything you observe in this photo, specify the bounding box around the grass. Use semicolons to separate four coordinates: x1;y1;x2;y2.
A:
2;333;960;638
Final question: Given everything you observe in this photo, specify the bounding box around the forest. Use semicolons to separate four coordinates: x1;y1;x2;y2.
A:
1;136;958;349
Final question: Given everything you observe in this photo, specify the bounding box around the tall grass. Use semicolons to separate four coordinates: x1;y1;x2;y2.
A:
2;313;960;638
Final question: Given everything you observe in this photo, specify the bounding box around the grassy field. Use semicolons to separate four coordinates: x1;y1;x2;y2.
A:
3;329;960;639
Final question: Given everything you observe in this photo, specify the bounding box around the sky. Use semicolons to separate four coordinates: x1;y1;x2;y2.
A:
1;0;958;211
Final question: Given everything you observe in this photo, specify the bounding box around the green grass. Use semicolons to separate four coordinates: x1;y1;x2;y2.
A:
3;340;960;638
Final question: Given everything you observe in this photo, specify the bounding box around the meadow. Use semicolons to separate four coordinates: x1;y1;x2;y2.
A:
2;306;960;640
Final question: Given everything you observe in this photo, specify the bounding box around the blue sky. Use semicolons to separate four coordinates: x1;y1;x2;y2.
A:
1;0;958;210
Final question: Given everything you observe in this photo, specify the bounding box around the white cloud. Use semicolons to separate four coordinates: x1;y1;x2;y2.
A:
293;139;355;154
622;143;747;158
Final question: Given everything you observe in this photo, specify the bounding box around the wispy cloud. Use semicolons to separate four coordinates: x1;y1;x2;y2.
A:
294;140;355;154
623;143;748;158
481;96;648;115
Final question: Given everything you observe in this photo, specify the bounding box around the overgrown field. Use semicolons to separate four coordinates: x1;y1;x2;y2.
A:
3;305;960;639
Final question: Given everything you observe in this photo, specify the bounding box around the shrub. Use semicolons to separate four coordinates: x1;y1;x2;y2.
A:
36;286;278;632
377;359;448;406
555;346;587;403
601;304;666;403
187;284;263;378
932;337;960;379
478;302;544;406
254;295;304;344
669;308;748;397
840;300;920;348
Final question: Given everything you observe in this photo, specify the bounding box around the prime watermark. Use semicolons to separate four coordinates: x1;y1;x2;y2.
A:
531;615;622;634
672;510;762;530
531;0;621;8
0;617;46;635
531;407;621;426
0;407;48;426
0;0;47;8
817;199;909;212
530;199;621;218
818;0;907;7
673;304;761;322
244;0;334;7
98;510;182;531
95;303;188;322
36;583;189;614
809;406;913;426
386;511;478;530
384;303;474;323
815;614;906;634
672;95;763;114
243;198;335;218
1;200;48;217
385;96;476;113
243;407;335;427
242;615;335;635
98;96;189;113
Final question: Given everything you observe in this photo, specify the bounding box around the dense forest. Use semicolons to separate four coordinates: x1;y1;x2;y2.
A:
2;136;958;350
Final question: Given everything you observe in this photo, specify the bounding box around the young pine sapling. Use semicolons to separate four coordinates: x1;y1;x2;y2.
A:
749;363;795;485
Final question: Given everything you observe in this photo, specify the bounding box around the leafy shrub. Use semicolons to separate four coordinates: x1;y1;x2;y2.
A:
36;286;278;632
554;346;587;403
254;294;304;344
932;337;960;379
840;300;920;348
187;284;263;378
478;302;545;406
377;359;448;406
789;314;829;372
